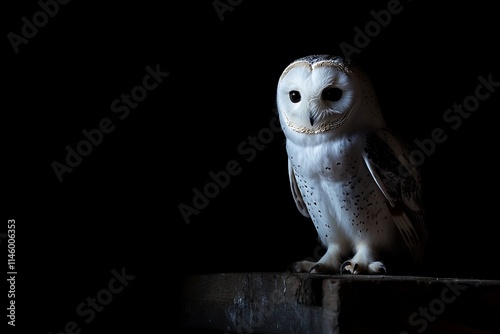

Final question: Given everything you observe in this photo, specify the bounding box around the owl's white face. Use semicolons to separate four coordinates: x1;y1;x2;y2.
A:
277;55;383;135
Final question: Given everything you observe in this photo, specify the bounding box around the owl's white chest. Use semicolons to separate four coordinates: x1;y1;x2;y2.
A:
286;134;396;250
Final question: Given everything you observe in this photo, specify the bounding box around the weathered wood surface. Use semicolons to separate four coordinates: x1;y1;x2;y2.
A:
180;272;500;334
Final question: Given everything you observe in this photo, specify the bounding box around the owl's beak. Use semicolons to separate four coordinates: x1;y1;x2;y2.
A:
309;115;315;126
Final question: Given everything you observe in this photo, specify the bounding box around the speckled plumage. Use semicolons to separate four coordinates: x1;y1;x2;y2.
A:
276;55;427;274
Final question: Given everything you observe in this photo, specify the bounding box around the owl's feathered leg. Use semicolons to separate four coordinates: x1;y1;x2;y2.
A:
340;243;386;274
289;244;341;274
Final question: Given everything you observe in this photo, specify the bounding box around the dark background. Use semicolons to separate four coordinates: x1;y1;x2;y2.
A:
3;0;499;332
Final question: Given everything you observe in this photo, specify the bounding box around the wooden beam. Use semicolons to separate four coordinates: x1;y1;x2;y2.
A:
180;273;500;333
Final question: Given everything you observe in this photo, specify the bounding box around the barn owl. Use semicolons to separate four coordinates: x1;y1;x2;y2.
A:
276;55;427;274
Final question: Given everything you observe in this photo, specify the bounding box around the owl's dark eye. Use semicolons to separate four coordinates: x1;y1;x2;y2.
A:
289;91;301;103
322;87;343;102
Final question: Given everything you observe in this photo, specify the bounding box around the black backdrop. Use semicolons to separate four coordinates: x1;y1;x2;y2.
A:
4;0;499;332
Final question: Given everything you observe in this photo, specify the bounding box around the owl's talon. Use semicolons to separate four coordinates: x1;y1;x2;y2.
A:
309;264;320;274
340;261;355;274
376;264;387;274
368;261;387;274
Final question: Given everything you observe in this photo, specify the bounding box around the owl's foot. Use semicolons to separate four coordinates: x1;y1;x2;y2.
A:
288;260;340;274
340;243;387;274
340;260;386;274
289;245;342;274
309;262;339;274
289;260;317;273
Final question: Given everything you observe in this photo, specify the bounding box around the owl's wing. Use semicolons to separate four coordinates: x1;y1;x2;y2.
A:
362;128;427;265
288;158;310;218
